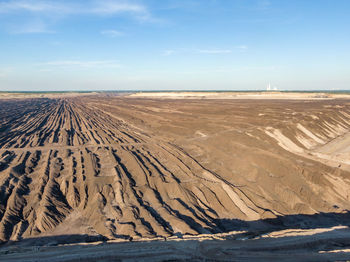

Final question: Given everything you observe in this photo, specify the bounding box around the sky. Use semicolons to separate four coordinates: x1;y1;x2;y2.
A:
0;0;349;91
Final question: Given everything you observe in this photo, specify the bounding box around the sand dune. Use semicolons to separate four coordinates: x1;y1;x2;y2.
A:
1;94;350;260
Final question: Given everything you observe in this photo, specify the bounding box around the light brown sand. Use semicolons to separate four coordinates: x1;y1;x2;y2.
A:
129;91;350;100
1;93;350;260
2;226;350;261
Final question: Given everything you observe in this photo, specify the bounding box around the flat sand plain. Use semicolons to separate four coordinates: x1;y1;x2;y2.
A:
1;92;350;261
129;91;350;99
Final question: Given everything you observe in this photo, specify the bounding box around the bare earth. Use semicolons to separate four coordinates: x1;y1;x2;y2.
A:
1;92;350;261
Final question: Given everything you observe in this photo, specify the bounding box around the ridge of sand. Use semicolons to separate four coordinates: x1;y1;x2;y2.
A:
1;95;350;260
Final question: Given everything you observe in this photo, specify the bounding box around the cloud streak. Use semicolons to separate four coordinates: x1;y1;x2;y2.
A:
41;60;122;68
0;0;150;17
101;29;124;37
0;0;154;33
236;45;248;50
0;67;13;78
162;46;248;56
91;1;149;17
197;49;232;54
0;0;75;16
162;50;175;56
10;19;54;34
257;0;272;10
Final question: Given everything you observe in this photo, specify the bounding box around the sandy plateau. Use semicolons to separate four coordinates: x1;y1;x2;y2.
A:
1;92;350;261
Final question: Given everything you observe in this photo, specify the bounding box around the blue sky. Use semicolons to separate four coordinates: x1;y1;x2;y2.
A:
0;0;349;91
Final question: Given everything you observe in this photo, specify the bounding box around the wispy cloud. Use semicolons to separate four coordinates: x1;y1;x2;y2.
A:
0;67;13;78
162;49;175;56
10;19;54;34
197;49;232;54
161;46;248;56
235;45;248;53
0;0;155;33
236;45;248;50
0;0;150;17
101;29;124;37
41;60;122;68
257;0;272;10
91;1;150;19
0;0;70;13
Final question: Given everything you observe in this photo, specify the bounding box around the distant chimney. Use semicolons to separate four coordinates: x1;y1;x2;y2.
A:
266;83;271;91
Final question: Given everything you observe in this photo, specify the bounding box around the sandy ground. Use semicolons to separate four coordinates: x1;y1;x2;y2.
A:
129;91;350;100
1;92;350;260
2;226;350;261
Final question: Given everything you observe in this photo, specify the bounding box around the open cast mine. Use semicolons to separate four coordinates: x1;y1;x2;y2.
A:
1;92;350;261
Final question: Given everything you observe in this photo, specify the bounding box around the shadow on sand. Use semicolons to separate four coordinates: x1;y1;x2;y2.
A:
0;211;349;247
214;210;350;237
1;212;350;261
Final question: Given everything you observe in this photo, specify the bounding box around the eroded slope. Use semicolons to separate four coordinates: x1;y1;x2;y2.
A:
1;97;350;243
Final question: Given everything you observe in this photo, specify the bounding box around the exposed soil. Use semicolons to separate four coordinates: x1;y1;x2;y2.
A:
1;94;350;261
